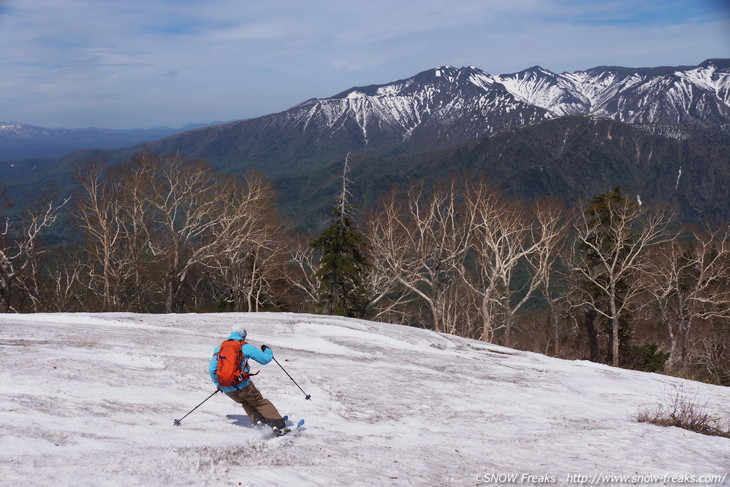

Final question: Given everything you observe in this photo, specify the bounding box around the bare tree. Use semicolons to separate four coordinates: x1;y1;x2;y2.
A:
112;152;157;311
440;279;481;338
533;200;570;355
75;160;125;311
46;251;86;312
285;233;321;312
207;172;288;312
572;192;673;366
0;192;69;312
461;182;566;345
691;322;730;384
461;183;514;343
146;154;227;312
644;226;730;370
364;245;417;323
365;181;472;332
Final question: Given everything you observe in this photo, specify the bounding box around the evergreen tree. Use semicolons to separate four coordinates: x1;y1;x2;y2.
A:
311;155;370;317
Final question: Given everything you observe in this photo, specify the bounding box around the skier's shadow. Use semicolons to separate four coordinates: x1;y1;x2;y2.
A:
226;415;253;427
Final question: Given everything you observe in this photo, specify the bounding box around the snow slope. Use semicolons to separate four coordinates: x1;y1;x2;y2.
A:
494;62;730;127
1;313;728;486
291;61;730;142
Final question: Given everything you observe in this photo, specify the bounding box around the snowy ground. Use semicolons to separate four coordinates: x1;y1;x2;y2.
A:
1;312;728;487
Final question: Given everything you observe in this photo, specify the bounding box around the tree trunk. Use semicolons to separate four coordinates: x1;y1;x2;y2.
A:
103;243;113;311
503;306;514;348
666;333;680;370
549;303;560;356
611;314;620;367
480;295;493;342
134;266;142;312
432;302;443;334
1;278;10;312
166;244;181;313
662;305;680;370
679;317;691;370
234;288;245;313
584;309;599;362
609;285;620;366
166;275;175;313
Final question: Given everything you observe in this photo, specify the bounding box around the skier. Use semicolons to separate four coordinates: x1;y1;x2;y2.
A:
208;324;286;433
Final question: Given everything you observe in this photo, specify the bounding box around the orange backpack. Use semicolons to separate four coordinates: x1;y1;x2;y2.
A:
215;340;250;387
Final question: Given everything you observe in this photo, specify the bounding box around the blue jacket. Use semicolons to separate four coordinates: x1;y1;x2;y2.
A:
208;332;274;392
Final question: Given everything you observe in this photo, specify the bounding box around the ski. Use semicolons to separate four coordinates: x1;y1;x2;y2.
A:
282;416;305;429
273;417;305;437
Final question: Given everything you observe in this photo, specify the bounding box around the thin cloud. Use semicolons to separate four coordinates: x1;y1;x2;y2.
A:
0;0;727;128
73;92;122;100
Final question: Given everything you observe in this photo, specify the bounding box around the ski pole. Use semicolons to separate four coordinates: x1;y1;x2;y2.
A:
272;356;312;400
173;388;220;426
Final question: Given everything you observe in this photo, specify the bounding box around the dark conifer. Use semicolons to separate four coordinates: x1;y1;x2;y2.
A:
311;154;370;317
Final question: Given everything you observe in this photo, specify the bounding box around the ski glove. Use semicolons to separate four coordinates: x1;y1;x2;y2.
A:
261;344;269;352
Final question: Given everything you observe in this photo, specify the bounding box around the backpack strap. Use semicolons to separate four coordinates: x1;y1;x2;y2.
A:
238;340;261;380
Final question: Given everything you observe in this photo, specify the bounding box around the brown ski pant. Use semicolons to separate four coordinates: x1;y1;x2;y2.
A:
224;382;284;429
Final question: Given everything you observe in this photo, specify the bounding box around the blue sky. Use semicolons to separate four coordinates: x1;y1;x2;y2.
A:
0;0;728;129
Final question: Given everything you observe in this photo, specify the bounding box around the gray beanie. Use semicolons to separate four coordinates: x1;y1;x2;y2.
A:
231;323;247;338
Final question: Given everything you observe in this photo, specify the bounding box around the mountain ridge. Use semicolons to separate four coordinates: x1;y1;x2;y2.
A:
2;59;729;229
4;59;728;165
144;59;730;168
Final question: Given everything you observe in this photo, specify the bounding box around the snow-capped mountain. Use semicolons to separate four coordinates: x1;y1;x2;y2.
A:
293;58;730;140
0;122;44;138
290;65;550;143
147;59;730;176
146;65;555;177
495;59;730;127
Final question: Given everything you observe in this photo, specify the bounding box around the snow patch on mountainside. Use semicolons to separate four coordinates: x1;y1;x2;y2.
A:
0;123;55;139
495;68;588;116
287;66;549;143
495;62;730;127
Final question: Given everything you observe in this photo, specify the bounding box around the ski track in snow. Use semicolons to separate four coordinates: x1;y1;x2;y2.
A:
1;312;728;486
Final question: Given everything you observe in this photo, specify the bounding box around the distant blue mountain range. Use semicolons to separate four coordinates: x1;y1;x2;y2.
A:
0;121;226;161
